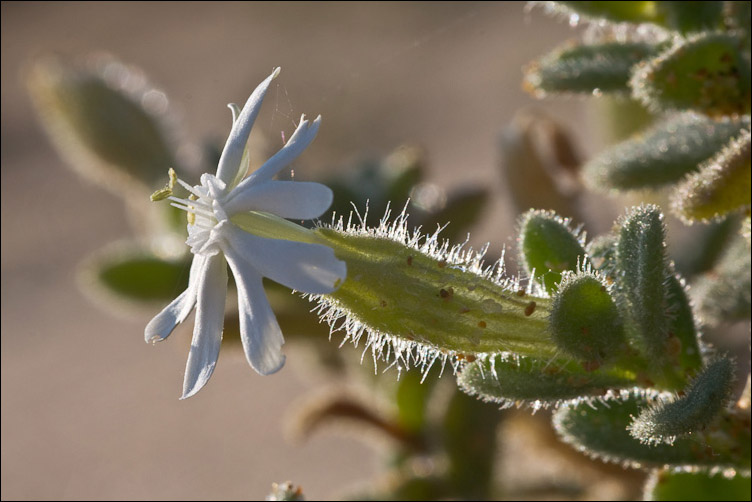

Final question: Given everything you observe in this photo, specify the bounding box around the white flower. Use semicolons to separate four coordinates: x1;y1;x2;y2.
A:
145;68;346;399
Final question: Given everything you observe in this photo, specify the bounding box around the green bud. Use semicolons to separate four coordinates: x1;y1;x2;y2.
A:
583;113;749;192
671;129;751;223
631;33;751;117
524;41;663;97
629;358;734;445
550;273;626;363
518;209;589;294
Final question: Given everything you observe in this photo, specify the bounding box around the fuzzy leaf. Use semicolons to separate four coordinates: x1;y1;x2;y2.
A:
553;394;750;470
629;358;734;444
672;129;751;223
550;273;626;363
646;469;752;502
458;355;638;407
518;210;588;294
583;113;749;192
525;41;663;96
631;33;751;117
616;205;672;361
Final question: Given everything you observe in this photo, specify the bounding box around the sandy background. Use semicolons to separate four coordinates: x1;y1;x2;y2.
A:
0;2;595;499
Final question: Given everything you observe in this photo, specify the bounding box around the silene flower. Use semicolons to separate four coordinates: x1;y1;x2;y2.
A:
145;68;347;399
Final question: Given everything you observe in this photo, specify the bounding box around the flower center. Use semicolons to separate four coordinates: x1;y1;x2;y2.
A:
168;174;229;256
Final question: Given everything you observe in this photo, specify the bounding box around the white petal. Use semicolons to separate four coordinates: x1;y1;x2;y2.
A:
181;254;228;399
224;250;285;375
215;67;280;186
144;256;206;343
224;180;333;219
223;224;347;294
233;115;321;189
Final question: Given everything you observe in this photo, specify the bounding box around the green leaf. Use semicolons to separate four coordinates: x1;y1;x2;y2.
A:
629;358;734;445
80;243;190;307
646;469;752;502
550;273;626;363
583;113;749;192
27;56;177;192
553;394;750;470
654;1;724;34
631;33;751;117
672;129;751;223
616;205;672;362
458;355;638;407
518;209;588;294
525;41;664;96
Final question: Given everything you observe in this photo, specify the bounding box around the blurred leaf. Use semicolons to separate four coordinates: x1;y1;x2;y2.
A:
654;1;724;34
646;469;752;501
631;33;751;117
289;389;424;452
80;242;190;309
725;1;751;50
27;56;178;193
525;41;663;96
395;369;436;435
590;96;655;146
421;188;489;242
583;113;749;192
672;129;751;223
441;389;500;500
691;232;752;324
554;1;660;24
499;111;582;219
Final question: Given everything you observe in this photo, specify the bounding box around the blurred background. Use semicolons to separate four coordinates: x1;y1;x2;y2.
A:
0;2;604;499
